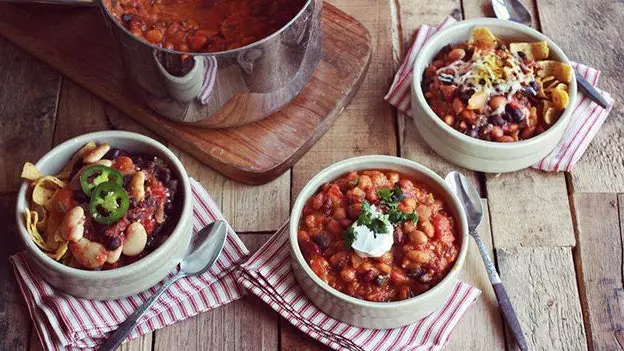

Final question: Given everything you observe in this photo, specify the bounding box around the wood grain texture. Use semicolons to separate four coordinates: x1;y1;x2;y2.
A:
447;200;506;350
0;194;31;351
153;234;279;351
291;0;398;199
280;320;330;351
535;0;624;193
486;170;575;248
391;0;485;193
0;37;60;192
171;145;291;233
285;0;398;346
462;0;539;28
496;247;587;350
573;193;623;351
0;3;372;185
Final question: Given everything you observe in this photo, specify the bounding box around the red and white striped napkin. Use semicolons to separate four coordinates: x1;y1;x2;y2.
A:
238;223;481;351
10;178;249;351
385;17;615;172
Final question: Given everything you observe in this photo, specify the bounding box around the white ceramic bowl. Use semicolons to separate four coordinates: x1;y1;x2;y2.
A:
16;131;193;300
411;18;578;172
290;156;469;329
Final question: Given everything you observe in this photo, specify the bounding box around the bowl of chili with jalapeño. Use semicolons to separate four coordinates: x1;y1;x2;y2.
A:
16;131;192;300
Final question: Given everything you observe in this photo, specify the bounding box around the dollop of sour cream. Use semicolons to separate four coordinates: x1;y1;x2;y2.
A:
350;205;394;258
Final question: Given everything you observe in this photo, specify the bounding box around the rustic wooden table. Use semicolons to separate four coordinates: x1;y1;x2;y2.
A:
1;0;622;350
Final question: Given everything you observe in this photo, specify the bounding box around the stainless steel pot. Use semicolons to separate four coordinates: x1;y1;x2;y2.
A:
11;0;323;128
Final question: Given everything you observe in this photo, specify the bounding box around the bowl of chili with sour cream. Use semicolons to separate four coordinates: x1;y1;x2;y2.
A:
289;156;469;329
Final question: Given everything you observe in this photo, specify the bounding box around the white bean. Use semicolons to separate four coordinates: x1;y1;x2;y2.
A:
96;159;113;167
123;222;147;256
107;245;123;264
130;171;145;202
69;238;108;269
83;143;110;164
60;206;85;242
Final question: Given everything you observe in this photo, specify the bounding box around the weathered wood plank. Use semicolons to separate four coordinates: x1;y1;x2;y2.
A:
462;0;539;28
572;193;623;351
171;146;291;233
153;234;279;351
291;0;398;199
280;320;330;351
120;333;153;351
535;0;624;193
0;37;61;192
447;200;505;350
54;79;161;144
496;247;587;350
486;170;575;247
0;194;31;351
392;0;485;193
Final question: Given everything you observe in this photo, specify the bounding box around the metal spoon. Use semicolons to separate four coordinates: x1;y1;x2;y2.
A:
492;0;610;108
445;172;528;351
98;220;228;351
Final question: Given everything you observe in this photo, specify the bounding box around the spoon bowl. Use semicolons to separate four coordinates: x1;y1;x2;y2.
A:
99;220;228;351
445;172;483;233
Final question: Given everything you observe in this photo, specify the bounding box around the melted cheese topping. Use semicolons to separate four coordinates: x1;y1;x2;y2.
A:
436;48;536;101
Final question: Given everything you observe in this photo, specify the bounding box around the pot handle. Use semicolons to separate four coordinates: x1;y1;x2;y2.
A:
0;0;97;6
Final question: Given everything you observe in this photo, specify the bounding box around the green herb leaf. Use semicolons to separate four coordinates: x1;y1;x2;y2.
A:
349;178;359;187
377;186;406;204
343;226;356;248
355;201;390;237
358;201;373;227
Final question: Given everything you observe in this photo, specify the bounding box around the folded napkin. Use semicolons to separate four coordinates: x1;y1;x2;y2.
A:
238;223;481;351
385;17;615;172
10;178;249;351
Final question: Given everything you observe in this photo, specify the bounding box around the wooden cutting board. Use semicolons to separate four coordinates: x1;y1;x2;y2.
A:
0;3;371;185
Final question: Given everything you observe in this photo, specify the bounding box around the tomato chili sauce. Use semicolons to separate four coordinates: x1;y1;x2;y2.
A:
106;0;307;53
422;39;547;142
69;149;181;270
297;170;460;302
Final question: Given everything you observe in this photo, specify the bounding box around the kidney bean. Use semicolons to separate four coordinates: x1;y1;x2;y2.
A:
312;235;329;251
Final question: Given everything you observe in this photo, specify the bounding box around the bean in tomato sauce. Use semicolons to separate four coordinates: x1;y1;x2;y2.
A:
297;170;460;302
107;0;307;53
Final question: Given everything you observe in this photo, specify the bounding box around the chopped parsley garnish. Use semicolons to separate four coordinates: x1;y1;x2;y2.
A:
349;178;359;187
377;186;418;226
377;186;405;203
357;201;388;237
343;226;356;248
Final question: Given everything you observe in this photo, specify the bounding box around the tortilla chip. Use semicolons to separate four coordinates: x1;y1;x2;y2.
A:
510;41;549;60
21;162;43;181
32;204;48;231
25;208;47;250
32;176;66;209
551;88;570;110
46;241;69;261
543;107;559;125
538;60;573;83
544;79;561;91
56;142;97;180
473;27;497;48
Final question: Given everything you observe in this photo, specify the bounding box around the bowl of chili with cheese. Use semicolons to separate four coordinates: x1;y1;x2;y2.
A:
290;156;469;329
16;131;192;299
411;19;577;173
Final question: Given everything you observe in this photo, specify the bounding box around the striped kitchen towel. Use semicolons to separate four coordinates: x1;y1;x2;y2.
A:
385;17;615;172
10;178;249;351
238;223;481;351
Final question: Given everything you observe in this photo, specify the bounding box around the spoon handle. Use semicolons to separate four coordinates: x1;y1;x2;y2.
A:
472;231;528;351
98;274;182;351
